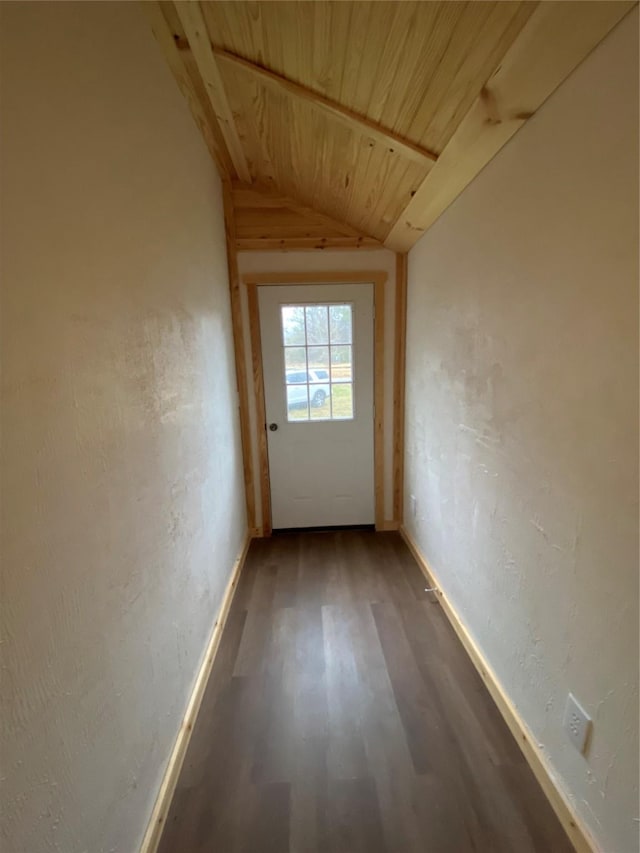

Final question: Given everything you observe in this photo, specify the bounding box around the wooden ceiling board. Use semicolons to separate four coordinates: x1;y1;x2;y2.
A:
358;2;447;129
289;118;421;243
339;133;378;226
358;158;425;239
198;2;536;153
280;102;351;219
336;2;370;108
375;160;419;234
215;48;438;165
223;71;360;234
223;67;280;183
231;75;278;185
398;2;538;152
219;57;434;242
148;0;635;252
320;119;371;227
232;182;381;251
385;0;636;251
233;183;355;228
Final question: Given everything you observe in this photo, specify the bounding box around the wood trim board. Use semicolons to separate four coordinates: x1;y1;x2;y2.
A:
246;282;272;538
139;531;252;853
236;237;382;252
243;271;388;535
222;181;256;530
392;253;408;524
243;271;389;287
373;276;385;531
141;2;232;178
399;525;598;853
175;2;251;182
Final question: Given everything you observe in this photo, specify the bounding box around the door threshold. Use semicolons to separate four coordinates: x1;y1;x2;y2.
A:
273;524;376;535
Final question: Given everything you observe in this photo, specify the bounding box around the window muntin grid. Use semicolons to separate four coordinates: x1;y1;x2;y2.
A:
281;303;354;422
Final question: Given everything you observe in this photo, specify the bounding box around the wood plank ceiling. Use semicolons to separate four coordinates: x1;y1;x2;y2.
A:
147;1;634;252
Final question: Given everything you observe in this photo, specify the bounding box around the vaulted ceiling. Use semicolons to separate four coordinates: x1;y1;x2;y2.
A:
146;1;634;252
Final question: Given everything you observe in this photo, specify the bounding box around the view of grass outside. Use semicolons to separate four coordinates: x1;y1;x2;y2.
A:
288;380;353;420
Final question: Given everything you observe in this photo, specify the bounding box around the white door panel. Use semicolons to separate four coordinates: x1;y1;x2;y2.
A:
258;283;374;529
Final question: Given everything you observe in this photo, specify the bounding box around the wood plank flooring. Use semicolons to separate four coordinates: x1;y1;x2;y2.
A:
158;530;573;853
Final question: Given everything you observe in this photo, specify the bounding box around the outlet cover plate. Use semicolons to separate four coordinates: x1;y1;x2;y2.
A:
409;494;417;517
563;693;591;754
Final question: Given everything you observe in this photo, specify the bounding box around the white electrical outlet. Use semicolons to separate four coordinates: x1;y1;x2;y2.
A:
409;494;417;517
563;693;592;754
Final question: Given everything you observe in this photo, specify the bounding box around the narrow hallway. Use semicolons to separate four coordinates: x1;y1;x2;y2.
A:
158;531;571;853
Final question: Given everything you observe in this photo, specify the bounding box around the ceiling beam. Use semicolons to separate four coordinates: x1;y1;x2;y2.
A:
384;0;635;253
142;2;231;177
213;48;439;168
175;2;251;183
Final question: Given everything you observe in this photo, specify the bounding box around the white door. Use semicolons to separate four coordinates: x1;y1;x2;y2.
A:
258;282;375;529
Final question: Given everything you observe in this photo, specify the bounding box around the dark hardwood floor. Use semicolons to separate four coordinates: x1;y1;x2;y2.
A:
158;530;573;853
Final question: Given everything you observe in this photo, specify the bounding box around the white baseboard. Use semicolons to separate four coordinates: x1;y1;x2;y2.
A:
140;531;252;853
399;525;598;853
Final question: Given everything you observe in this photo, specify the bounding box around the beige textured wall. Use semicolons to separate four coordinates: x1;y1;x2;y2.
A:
0;3;246;852
404;10;638;852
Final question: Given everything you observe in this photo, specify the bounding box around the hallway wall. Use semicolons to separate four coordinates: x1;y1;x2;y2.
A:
0;3;246;851
403;9;638;852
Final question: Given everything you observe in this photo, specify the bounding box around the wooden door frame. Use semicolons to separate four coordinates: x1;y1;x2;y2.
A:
244;270;387;536
392;253;408;523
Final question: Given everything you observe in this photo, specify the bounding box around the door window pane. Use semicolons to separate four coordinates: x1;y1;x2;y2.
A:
305;305;329;345
329;305;352;344
330;345;352;382
309;385;331;420
281;306;306;346
280;303;354;422
331;383;353;419
307;346;329;374
285;347;307;374
287;384;309;420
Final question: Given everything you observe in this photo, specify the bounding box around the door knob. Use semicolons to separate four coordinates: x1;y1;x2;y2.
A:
269;423;278;431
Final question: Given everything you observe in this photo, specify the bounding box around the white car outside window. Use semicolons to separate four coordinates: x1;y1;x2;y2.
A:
286;369;331;408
